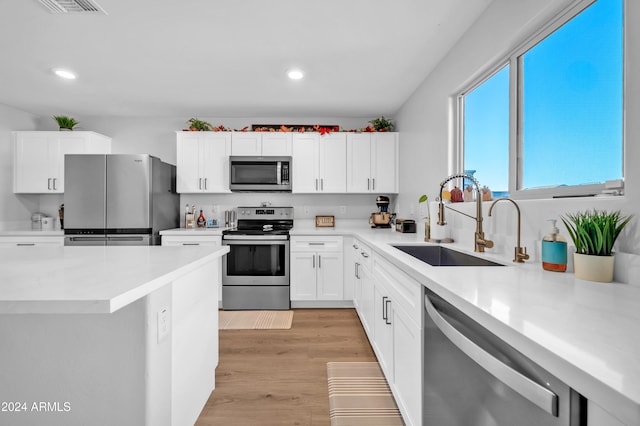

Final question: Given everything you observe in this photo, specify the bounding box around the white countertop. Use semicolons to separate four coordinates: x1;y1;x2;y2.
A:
0;245;229;314
292;219;640;425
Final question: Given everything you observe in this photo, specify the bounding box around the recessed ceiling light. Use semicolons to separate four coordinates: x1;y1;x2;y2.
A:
287;69;304;80
53;68;77;80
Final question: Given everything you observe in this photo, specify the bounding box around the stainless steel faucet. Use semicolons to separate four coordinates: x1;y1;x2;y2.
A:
488;198;530;263
437;173;493;252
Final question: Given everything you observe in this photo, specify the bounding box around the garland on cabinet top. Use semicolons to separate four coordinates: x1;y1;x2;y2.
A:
183;116;394;134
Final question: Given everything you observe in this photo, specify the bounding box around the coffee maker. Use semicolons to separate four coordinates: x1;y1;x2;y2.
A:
369;195;392;228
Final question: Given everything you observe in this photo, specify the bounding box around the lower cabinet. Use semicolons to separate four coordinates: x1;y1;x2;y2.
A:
290;236;344;304
355;250;423;426
161;234;222;305
352;238;374;334
0;236;64;247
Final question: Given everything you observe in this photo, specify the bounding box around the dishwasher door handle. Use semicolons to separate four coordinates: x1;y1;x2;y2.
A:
424;295;559;417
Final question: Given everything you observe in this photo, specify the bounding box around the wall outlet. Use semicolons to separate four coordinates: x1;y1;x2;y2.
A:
340;205;347;214
157;307;170;343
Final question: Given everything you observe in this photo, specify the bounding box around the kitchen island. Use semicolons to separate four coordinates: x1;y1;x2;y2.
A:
0;245;228;426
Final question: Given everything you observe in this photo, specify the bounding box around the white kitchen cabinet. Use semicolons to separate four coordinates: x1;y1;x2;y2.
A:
176;131;231;193
346;132;398;193
292;132;346;193
588;401;627;426
352;238;374;336
373;255;423;426
290;236;344;302
162;234;223;304
231;132;292;156
0;236;64;247
13;131;111;193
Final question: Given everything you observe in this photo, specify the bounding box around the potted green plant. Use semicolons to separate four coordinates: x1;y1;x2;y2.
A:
369;116;394;132
561;209;633;282
187;118;212;131
53;115;78;131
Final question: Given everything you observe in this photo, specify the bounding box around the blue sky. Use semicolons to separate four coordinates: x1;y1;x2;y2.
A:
464;0;623;193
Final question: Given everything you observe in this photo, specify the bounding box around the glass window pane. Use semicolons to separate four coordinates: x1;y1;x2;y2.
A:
463;65;510;196
520;0;623;189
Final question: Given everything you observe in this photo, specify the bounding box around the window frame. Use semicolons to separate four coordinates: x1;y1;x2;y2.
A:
456;0;625;200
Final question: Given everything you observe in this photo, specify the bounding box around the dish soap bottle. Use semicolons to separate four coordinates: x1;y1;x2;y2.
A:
541;219;567;272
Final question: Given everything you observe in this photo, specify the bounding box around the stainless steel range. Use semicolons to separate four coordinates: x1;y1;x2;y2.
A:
222;206;293;310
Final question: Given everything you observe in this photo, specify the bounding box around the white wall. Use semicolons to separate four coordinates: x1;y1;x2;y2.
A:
395;0;640;283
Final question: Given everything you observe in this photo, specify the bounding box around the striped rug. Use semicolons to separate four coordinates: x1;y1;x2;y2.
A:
327;362;404;426
218;310;294;330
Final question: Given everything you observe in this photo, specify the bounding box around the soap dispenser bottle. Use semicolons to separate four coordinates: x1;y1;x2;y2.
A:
541;219;567;272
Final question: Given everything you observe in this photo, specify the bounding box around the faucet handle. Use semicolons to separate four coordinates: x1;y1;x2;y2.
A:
514;246;530;263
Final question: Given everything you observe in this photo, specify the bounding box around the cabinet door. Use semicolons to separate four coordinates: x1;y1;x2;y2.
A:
13;133;56;193
316;251;344;300
176;132;203;192
292;133;320;193
201;132;231;192
261;133;292;156
290;252;317;301
373;283;394;377
231;132;261;156
319;133;347;192
371;132;398;193
346;133;372;192
359;265;375;336
393;305;422;426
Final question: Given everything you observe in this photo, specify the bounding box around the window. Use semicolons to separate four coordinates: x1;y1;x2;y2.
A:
460;0;623;198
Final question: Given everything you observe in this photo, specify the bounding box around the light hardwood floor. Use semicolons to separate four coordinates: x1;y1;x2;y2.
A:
196;309;376;426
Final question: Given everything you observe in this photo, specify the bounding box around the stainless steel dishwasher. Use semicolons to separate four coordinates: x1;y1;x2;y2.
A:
423;289;586;426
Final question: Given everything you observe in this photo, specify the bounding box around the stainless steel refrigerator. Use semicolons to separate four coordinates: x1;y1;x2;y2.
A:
63;154;179;246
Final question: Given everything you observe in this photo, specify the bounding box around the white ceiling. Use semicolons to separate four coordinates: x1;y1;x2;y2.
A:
0;0;492;118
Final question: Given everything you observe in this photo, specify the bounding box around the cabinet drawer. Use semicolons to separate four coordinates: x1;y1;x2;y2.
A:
161;236;221;246
291;236;343;252
374;255;422;326
352;238;373;271
0;236;64;246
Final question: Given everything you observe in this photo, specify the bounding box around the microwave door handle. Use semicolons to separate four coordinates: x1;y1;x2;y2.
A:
277;162;282;185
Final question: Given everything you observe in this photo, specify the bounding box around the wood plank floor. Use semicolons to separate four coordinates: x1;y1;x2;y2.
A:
196;308;376;426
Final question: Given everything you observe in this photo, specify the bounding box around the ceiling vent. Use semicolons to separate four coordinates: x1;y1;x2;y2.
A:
38;0;107;14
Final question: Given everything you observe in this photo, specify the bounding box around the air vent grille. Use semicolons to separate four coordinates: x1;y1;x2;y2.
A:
38;0;107;14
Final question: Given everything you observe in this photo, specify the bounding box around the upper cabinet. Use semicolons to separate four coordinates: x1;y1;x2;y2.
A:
13;131;111;194
231;132;292;156
176;131;231;193
346;132;398;193
292;133;346;193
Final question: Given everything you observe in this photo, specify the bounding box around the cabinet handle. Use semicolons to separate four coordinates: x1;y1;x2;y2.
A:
309;242;325;246
182;243;200;246
367;178;370;190
353;244;359;249
355;262;360;279
198;178;202;190
385;299;392;325
52;178;57;190
372;178;375;190
318;254;321;268
16;243;36;246
361;251;369;258
321;178;324;190
48;178;52;190
382;296;388;320
312;255;316;268
204;178;208;190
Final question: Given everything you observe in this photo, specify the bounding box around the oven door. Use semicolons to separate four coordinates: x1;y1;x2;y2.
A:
222;236;289;286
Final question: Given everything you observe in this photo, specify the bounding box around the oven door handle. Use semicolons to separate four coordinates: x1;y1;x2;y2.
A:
223;235;289;241
424;295;559;417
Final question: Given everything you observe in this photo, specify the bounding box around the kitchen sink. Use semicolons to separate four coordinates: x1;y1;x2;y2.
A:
392;245;504;267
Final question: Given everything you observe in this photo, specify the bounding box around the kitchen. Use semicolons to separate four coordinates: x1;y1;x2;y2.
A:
1;0;639;425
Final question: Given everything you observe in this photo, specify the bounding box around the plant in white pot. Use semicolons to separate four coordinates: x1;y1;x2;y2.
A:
561;209;633;282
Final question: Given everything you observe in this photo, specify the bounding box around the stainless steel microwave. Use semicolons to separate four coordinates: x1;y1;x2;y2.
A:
229;156;292;192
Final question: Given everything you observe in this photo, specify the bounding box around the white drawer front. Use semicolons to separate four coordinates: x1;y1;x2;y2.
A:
291;236;343;252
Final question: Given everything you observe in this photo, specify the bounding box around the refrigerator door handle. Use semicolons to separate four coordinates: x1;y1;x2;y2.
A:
424;295;559;417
